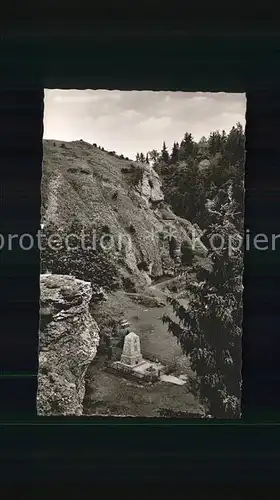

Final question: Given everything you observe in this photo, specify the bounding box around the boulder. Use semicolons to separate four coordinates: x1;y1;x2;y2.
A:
37;274;100;416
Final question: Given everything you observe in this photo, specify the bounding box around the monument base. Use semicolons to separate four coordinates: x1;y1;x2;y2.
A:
110;358;165;383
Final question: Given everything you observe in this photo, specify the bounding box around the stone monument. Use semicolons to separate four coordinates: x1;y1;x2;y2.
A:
110;330;165;382
120;331;143;366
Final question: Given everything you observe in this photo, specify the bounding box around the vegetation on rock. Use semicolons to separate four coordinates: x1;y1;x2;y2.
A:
41;219;121;302
155;124;245;418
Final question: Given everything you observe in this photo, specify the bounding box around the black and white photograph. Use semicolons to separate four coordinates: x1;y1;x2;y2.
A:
38;90;245;418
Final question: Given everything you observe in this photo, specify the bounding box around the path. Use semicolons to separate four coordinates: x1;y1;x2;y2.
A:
117;270;191;372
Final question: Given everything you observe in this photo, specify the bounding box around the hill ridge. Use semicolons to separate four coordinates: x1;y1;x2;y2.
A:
42;139;206;290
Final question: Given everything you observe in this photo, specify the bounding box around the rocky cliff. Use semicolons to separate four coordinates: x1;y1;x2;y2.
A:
37;274;100;416
41;140;206;288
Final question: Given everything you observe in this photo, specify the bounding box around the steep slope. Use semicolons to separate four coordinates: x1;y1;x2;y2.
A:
42;140;206;288
38;274;100;416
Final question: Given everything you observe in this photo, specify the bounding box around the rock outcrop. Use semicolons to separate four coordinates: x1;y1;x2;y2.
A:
41;140;207;290
37;274;100;416
135;164;164;206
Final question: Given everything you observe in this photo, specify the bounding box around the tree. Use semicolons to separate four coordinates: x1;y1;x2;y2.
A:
136;153;140;162
197;136;209;160
148;149;160;165
145;153;150;164
224;123;245;166
41;220;121;302
208;130;227;157
160;141;169;163
163;183;243;418
139;152;146;163
179;132;195;161
170;142;180;164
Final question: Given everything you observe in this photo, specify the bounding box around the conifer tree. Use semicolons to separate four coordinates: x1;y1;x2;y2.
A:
225;123;245;166
139;152;145;163
160;141;169;163
41;220;120;300
163;183;243;418
170;142;180;164
179;132;195;161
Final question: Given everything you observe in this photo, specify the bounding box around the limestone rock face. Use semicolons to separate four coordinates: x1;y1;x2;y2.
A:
42;140;208;289
137;165;164;205
37;274;100;416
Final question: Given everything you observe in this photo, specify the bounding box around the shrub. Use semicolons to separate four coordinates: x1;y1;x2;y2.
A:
122;277;137;293
121;164;144;187
41;221;120;302
181;241;194;265
137;261;149;272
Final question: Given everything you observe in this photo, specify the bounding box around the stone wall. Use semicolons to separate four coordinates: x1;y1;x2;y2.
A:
37;274;100;416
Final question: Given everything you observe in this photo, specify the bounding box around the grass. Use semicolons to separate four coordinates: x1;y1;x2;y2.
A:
85;289;203;417
84;355;203;417
92;290;192;371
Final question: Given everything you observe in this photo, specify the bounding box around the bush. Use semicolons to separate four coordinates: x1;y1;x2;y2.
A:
41;221;120;302
137;261;149;272
121;164;144;187
122;277;137;293
181;241;194;265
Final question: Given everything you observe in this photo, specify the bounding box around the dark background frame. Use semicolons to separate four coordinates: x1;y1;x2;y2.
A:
2;10;280;486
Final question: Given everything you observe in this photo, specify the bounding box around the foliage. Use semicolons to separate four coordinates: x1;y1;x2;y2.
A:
40;219;121;302
136;152;146;163
145;123;245;417
163;185;243;418
160;141;169;163
123;163;145;187
146;123;245;231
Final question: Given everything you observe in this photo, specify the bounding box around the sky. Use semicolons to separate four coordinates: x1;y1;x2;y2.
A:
44;90;246;160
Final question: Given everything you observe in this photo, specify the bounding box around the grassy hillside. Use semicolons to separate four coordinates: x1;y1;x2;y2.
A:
42;139;207;289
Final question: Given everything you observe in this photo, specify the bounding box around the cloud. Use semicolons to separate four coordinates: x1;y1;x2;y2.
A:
137;116;172;132
43;89;246;159
120;109;142;119
48;89;122;104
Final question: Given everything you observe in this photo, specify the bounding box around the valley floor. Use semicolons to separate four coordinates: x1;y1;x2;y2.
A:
84;282;204;417
84;354;204;418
